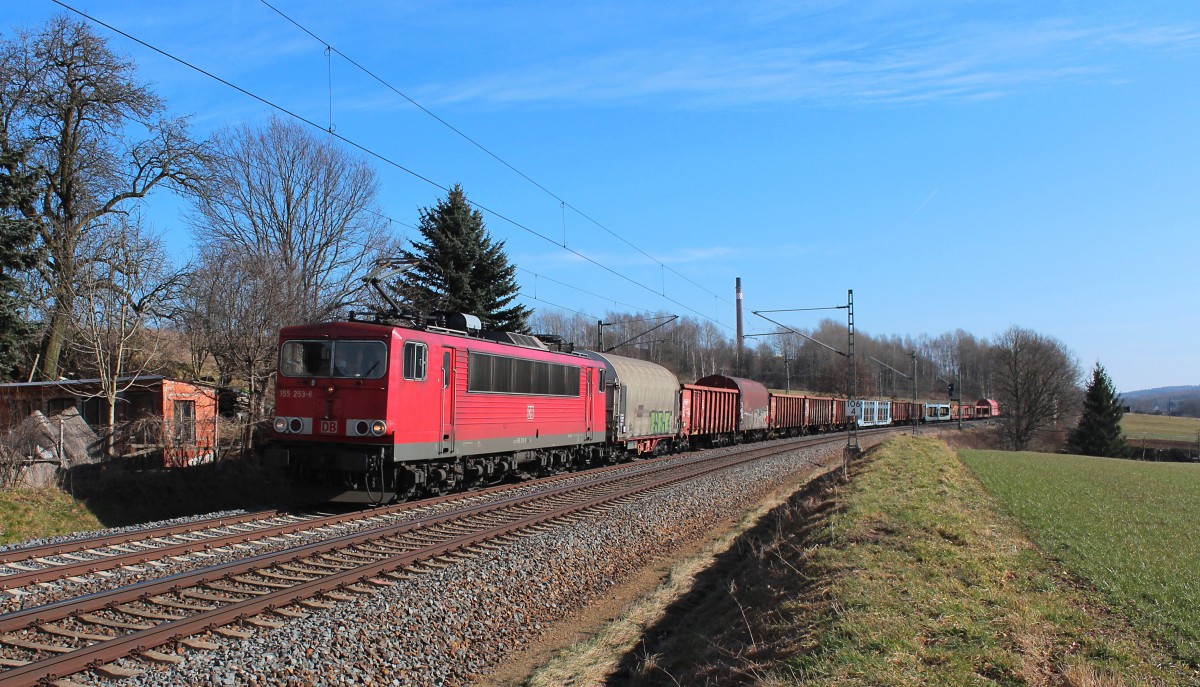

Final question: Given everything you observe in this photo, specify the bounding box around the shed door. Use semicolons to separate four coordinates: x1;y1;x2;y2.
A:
174;400;196;446
440;349;455;454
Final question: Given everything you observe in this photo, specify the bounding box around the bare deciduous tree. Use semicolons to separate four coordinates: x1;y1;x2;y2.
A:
67;217;182;457
529;310;593;350
0;434;30;489
0;15;208;380
190;115;392;325
186;116;396;452
991;325;1082;450
180;246;285;454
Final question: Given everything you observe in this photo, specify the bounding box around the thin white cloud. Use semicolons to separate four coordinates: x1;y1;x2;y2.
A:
415;13;1200;109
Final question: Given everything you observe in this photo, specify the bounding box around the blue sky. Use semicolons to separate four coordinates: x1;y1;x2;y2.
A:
8;1;1199;392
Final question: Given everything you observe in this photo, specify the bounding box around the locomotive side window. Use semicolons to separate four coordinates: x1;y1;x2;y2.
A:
403;341;427;380
512;359;533;394
493;356;513;392
549;365;564;395
466;351;580;396
468;353;492;390
281;341;332;377
550;364;571;395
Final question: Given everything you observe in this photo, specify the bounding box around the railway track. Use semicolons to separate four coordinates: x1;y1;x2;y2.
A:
0;453;697;597
0;510;335;594
0;432;872;686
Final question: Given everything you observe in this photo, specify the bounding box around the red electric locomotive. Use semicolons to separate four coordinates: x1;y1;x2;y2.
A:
268;316;606;503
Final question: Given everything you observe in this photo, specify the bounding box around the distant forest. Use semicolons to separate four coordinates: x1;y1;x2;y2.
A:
532;310;1001;403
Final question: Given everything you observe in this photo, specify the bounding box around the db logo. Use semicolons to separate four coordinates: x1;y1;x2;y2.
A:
320;420;338;434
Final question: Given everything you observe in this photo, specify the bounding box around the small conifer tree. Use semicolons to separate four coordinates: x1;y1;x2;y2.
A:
394;185;530;333
1067;362;1131;458
0;151;42;379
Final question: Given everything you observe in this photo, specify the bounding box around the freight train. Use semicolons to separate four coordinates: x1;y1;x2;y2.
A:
267;316;997;503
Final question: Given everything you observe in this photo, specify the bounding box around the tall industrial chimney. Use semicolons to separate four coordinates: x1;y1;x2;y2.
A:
735;277;744;375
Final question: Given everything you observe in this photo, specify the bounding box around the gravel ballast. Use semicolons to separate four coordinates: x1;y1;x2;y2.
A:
116;439;880;687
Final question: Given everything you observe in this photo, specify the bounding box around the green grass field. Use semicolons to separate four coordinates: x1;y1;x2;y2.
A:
1122;412;1200;443
961;450;1200;666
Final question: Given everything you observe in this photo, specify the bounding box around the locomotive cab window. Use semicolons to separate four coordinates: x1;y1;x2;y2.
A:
281;341;331;377
282;340;386;379
403;341;428;380
332;341;387;378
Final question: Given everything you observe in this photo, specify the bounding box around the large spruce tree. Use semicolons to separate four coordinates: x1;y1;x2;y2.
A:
1067;362;1131;458
0;151;42;379
395;185;530;333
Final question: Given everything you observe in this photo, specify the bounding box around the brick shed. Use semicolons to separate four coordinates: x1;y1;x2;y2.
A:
0;376;218;467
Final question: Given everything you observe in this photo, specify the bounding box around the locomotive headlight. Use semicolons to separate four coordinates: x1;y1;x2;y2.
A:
288;418;304;433
370;420;388;436
354;420;370;436
273;417;289;433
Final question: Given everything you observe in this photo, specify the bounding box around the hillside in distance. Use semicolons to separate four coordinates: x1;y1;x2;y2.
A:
1121;386;1200;417
1122;386;1200;399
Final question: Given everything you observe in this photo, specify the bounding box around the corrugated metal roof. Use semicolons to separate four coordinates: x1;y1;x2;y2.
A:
0;376;221;391
0;375;166;389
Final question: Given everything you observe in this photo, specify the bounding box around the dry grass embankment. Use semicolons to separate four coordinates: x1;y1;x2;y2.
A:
0;488;102;545
1;460;315;545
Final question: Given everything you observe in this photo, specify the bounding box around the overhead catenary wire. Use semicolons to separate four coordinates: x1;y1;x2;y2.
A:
256;0;734;309
517;292;595;321
190;136;658;319
517;268;649;314
752;310;847;357
49;0;733;331
188;145;416;253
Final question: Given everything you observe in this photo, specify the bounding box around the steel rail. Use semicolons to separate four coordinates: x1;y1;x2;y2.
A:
1;429;884;591
0;439;720;586
0;514;332;591
0;449;698;589
0;507;309;565
0;434;846;687
0;429;870;591
0;437;812;632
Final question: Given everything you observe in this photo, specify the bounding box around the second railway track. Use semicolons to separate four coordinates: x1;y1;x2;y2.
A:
0;446;737;600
